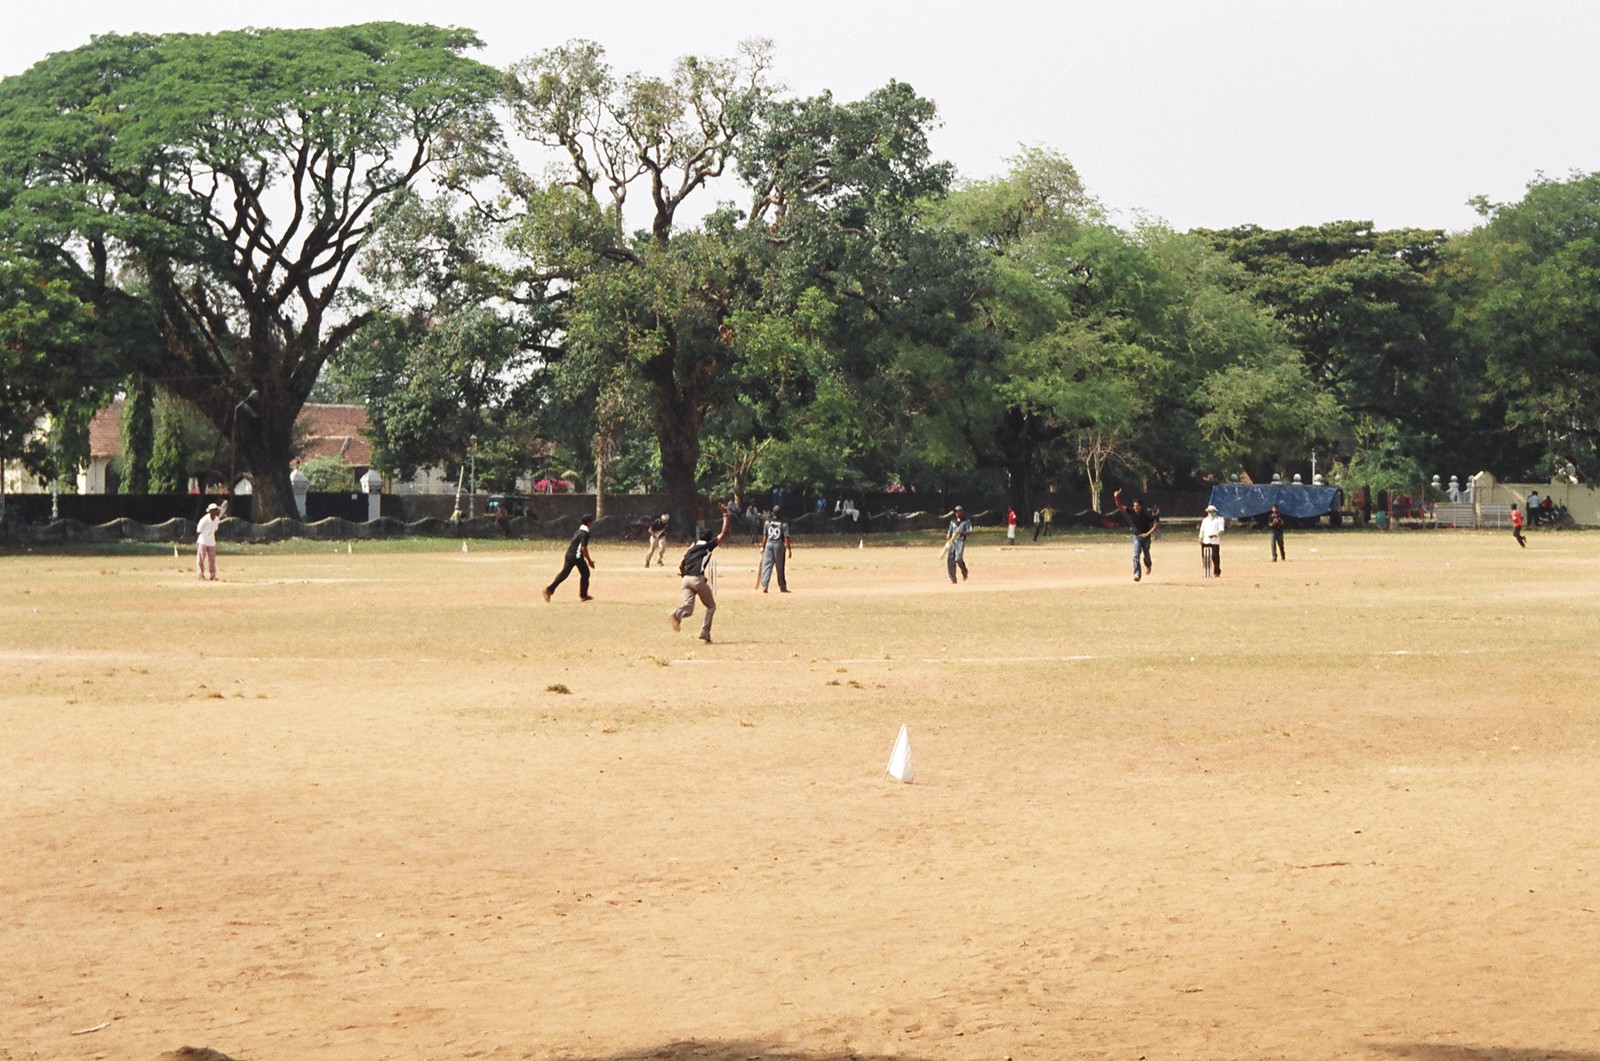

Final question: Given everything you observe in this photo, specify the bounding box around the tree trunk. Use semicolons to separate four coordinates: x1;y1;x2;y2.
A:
593;431;620;520
235;405;302;522
1084;446;1111;513
992;406;1038;517
659;430;702;540
1004;460;1030;519
646;340;706;540
1075;429;1126;514
253;464;299;524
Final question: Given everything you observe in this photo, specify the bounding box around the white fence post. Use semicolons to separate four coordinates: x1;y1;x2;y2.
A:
290;468;309;519
360;469;382;522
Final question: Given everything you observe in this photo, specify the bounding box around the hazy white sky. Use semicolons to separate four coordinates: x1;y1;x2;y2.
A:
6;1;1598;234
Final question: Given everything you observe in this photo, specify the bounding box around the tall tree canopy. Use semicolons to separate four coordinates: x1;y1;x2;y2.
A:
933;151;1324;507
0;23;501;518
1195;221;1462;477
0;253;98;480
1194;222;1448;408
498;40;961;528
1447;172;1600;479
318;189;559;492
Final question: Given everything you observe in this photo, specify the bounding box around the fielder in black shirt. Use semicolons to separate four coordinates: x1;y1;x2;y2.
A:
1114;489;1158;582
544;514;596;602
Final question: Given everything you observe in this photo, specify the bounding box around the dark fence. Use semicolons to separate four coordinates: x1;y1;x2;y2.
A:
304;492;370;522
3;492;254;525
756;489;1219;525
2;485;1236;546
4;507;970;545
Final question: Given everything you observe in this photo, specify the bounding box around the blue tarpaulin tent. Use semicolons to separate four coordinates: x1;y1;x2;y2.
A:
1207;484;1341;520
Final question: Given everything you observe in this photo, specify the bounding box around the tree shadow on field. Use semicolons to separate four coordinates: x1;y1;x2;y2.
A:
1375;1044;1600;1061
547;1041;934;1061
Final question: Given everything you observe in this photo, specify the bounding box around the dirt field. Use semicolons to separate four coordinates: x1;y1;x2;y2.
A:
5;525;1600;1061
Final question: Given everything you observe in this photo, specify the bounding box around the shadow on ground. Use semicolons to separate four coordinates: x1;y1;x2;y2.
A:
158;1042;933;1061
1375;1044;1600;1061
548;1042;929;1061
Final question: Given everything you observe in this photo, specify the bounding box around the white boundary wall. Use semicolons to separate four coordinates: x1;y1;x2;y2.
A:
1469;471;1600;526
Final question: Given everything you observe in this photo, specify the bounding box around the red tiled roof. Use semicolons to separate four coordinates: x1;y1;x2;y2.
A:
88;400;372;467
295;404;372;467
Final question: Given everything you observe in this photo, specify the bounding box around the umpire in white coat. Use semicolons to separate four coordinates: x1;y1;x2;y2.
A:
1199;503;1225;579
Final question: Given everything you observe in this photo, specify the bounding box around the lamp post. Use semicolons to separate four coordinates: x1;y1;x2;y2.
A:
49;425;59;521
469;434;478;519
229;389;257;499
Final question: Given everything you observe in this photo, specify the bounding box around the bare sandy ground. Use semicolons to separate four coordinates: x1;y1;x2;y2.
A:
5;526;1600;1061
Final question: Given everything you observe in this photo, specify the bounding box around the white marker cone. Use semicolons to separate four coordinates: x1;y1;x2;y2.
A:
347;542;352;554
173;542;179;558
462;540;469;553
859;539;864;549
886;723;914;783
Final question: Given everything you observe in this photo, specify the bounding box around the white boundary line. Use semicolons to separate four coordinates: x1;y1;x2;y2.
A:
671;654;1102;665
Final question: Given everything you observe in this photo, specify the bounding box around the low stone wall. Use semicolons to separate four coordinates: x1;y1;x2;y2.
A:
787;510;977;534
1;508;1003;545
0;514;598;545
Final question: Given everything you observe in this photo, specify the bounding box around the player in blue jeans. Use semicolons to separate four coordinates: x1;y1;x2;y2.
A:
1114;489;1158;582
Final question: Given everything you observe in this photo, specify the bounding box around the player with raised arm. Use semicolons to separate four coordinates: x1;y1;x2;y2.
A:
671;502;732;643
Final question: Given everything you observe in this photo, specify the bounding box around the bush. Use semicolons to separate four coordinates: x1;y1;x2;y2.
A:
299;455;356;492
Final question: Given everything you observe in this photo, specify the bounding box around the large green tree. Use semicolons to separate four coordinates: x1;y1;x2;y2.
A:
926;149;1106;509
500;41;960;530
933;152;1324;508
713;85;976;504
501;39;772;527
319;187;565;497
331;307;528;483
0;253;97;483
0;24;501;519
1195;221;1463;473
1447;172;1600;478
